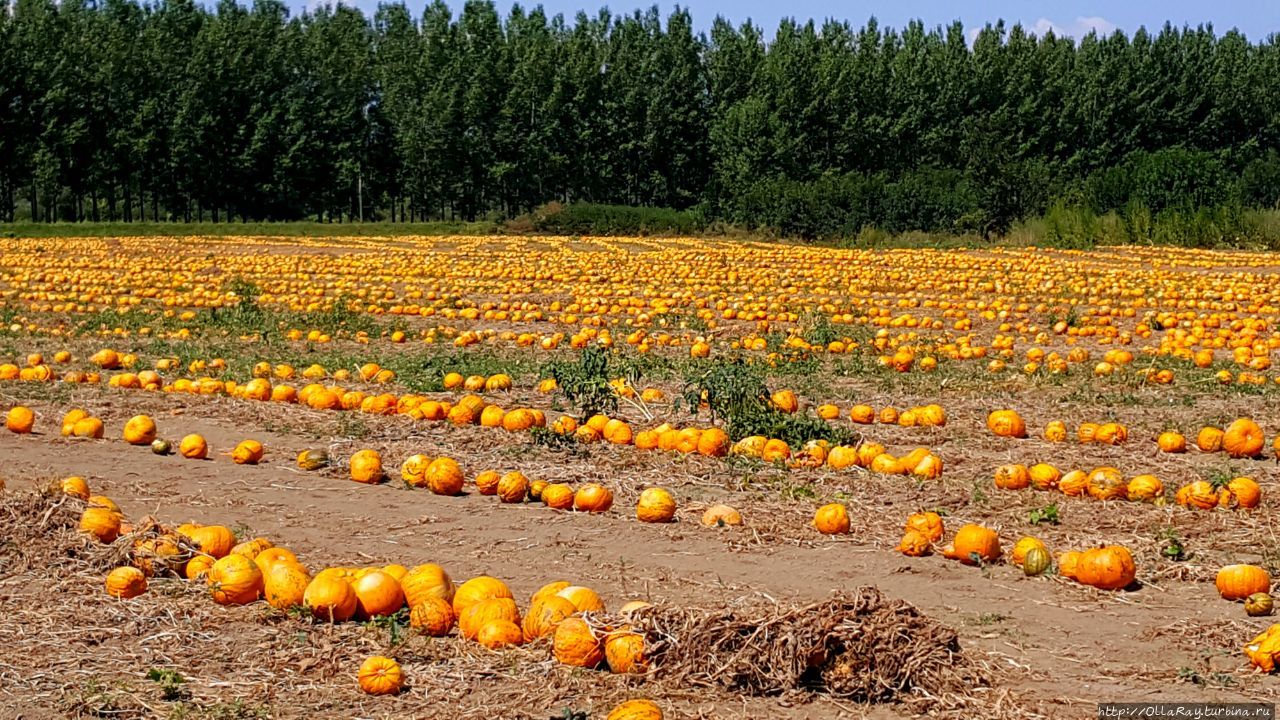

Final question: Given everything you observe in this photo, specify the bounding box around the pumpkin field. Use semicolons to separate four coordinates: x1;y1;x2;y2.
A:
3;234;1280;719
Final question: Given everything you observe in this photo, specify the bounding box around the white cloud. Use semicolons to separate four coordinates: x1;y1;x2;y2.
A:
1031;15;1119;38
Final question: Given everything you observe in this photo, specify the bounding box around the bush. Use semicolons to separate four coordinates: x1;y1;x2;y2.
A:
529;202;703;236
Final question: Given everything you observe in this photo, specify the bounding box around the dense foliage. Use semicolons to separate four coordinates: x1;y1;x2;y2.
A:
2;0;1279;238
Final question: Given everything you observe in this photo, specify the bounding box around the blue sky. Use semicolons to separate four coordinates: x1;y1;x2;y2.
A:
319;0;1280;40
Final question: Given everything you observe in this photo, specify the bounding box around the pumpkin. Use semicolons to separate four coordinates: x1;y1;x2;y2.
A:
186;525;236;558
410;597;456;636
1126;474;1164;502
605;630;648;674
122;415;157;445
1077;422;1099;444
60;476;91;499
943;525;1001;565
230;537;273;560
878;406;899;424
399;454;432;486
1011;537;1047;566
71;417;105;439
178;434;208;459
696;428;730;456
1075;546;1136;590
1057;550;1081;580
1043;420;1068;442
1216;565;1271;601
986;409;1026;438
263;561;311;610
297;449;330;470
477;618;525;648
523;595;577;641
816;404;840;420
1244;624;1280;672
207;554;264;605
607;700;664;720
1085;467;1126;501
849;405;875;424
475;470;501;495
5;406;34;434
105;566;148;599
770;389;799;413
813;503;850;535
701;504;742;527
231;439;264;465
826;446;859;470
636;488;677;523
897;530;932;557
452;576;513;616
574;484;614;512
151;438;172;455
1246;593;1275;617
349;449;383;483
542;483;576;510
402;563;455;607
304;574;358;622
185;554;216;580
1094;422;1128;445
422;457;463;496
357;656;403;696
1196;426;1225;452
80;507;122;543
1222;477;1262;509
254;547;298;574
353;570;406;619
910;453;944;480
61;408;88;435
1157;431;1187;453
1223;418;1265;458
761;438;791;463
557;585;605;613
993;464;1031;490
497;471;530;503
1022;547;1052;576
904;511;944;542
553;617;604;668
1177;480;1220;509
459;598;521;640
603;419;633;445
869;453;905;475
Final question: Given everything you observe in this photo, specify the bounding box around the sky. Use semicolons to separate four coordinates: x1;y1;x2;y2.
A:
317;0;1280;40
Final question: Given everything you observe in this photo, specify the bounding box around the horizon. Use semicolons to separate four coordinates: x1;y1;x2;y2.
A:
286;0;1280;42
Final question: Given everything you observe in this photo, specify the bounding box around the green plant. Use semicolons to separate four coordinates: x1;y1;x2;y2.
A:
545;346;624;418
1028;504;1059;526
365;608;411;646
550;709;588;720
1159;528;1187;561
147;668;187;701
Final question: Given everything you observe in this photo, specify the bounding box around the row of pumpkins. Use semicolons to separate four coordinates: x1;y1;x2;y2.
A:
990;410;1278;460
78;487;667;704
990;463;1262;509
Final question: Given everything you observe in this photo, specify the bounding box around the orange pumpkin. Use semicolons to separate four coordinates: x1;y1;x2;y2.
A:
352;570;406;619
357;656;403;696
263;561;311;610
943;525;1001;565
105;566;148;599
904;511;944;542
635;488;677;523
553;617;604;668
349;449;384;483
409;596;456;636
1217;565;1271;600
993;464;1031;490
1074;546;1135;590
1196;426;1225;452
813;503;850;535
574;484;614;512
1157;431;1187;453
986;409;1026;438
207;554;264;605
605;630;648;674
1223;418;1265;458
304;574;358;622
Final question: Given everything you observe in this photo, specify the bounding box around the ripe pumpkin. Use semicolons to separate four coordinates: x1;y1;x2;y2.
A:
986;409;1026;438
400;454;432;486
186;525;236;558
557;585;605;613
849;405;875;424
459;597;521;640
80;507;122;543
5;405;35;434
1222;476;1262;509
1223;418;1265;458
230;537;273;560
636;488;677;523
523;595;577;641
943;525;1001;565
496;471;530;503
1126;474;1164;502
574;483;613;512
349;449;383;483
60;476;91;499
231;439;264;465
105;566;148;599
402;563;455;607
1028;463;1061;490
263;561;311;610
207;554;264;605
542;483;576;510
1043;420;1068;442
477;619;524;648
254;547;298;574
606;700;663;720
1196;426;1225;453
605;630;648;674
357;656;403;696
1157;431;1187;453
904;511;944;542
353;570;406;619
1176;480;1220;510
475;470;501;495
452;576;513;616
409;597;456;636
696;428;730;457
1075;546;1136;590
71;417;105;439
897;529;931;557
122;415;157;445
304;574;358;622
813;503;850;535
1085;467;1126;501
1057;550;1081;580
424;457;464;496
1216;565;1271;601
701;504;742;527
178;434;208;459
993;464;1031;490
553;617;604;668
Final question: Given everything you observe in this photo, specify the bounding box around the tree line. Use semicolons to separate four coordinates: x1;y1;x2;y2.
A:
2;0;1279;237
